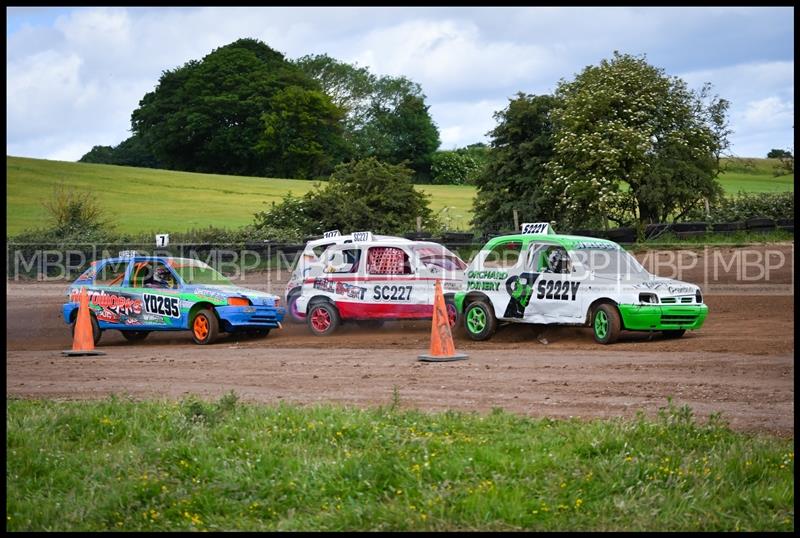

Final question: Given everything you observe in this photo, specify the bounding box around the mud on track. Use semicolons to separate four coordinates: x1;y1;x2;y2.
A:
6;244;795;436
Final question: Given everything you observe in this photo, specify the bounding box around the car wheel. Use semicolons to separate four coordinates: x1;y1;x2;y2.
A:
71;313;102;346
592;303;621;344
464;300;496;341
445;297;459;329
307;301;340;336
286;290;305;323
121;330;150;342
191;308;220;345
662;329;686;339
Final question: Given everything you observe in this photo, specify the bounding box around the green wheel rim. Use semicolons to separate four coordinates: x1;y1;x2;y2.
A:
467;306;487;334
594;310;608;339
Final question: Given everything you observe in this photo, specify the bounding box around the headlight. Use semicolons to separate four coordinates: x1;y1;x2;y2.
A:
227;297;251;306
273;298;281;308
695;290;703;304
638;292;658;304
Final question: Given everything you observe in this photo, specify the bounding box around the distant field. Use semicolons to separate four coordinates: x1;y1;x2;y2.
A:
5;156;793;235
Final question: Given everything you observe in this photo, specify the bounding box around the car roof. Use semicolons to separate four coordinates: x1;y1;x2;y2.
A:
482;233;621;251
96;256;200;264
304;234;412;248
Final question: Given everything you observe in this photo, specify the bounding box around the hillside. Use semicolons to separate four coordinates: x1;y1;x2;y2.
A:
6;156;793;235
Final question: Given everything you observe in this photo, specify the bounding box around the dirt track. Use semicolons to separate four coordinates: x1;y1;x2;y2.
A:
5;244;795;436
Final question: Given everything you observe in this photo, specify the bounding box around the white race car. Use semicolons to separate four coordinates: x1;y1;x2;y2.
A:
295;232;468;335
283;230;411;323
453;223;709;344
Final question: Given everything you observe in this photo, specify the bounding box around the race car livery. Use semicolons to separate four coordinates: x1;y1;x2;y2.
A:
283;230;412;323
453;223;708;344
294;232;468;335
63;254;285;345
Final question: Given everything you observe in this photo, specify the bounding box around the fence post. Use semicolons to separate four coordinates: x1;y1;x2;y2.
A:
416;216;422;233
513;209;519;231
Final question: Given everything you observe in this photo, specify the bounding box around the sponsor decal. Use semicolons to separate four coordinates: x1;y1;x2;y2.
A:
443;280;462;291
574;241;619;250
72;288;142;315
468;280;501;291
194;289;226;302
634;280;695;294
468;270;508;280
313;277;368;300
143;293;181;318
372;285;413;301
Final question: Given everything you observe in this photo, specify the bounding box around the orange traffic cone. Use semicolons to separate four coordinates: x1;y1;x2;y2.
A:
62;286;105;356
418;280;468;362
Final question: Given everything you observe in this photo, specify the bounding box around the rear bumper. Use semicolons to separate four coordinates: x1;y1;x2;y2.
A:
216;305;286;330
619;304;708;331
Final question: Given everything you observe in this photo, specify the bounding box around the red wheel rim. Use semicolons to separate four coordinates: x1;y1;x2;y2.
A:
446;303;457;327
310;307;331;332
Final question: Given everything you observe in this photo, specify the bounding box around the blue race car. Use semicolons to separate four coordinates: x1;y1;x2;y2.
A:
63;252;285;345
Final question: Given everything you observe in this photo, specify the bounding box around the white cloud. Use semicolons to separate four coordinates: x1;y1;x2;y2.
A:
5;7;795;160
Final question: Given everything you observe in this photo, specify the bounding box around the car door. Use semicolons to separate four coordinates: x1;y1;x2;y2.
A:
125;259;184;329
81;258;137;329
365;245;419;318
526;243;583;322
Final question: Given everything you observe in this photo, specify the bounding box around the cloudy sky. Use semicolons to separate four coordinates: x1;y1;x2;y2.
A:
6;6;794;161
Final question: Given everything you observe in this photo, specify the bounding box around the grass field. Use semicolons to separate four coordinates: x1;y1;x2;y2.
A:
6;156;793;235
6;395;794;531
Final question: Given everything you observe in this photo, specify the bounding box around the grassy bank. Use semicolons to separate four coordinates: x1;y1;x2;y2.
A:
6;156;793;235
6;395;794;531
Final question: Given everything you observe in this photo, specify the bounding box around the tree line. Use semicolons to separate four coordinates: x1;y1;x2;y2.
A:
80;39;440;183
80;42;746;239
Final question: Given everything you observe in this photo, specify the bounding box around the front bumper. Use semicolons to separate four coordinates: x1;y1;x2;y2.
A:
216;305;286;330
618;304;708;331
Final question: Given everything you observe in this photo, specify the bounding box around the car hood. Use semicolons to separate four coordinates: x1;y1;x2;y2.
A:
589;274;700;295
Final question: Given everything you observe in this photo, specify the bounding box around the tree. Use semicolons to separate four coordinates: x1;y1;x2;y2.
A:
79;134;161;168
296;54;440;182
258;86;346;179
253;157;438;238
767;148;792;159
471;93;557;233
543;52;729;229
130;38;345;178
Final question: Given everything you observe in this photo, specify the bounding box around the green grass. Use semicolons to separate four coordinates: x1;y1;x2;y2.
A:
6;394;794;531
5;156;793;236
5;156;475;235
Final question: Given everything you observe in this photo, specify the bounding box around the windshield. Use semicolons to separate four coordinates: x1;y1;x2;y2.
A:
170;260;233;285
571;249;650;278
413;245;467;272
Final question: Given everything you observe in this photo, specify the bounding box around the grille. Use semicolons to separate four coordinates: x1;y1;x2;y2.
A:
661;297;676;304
660;314;698;324
680;297;692;303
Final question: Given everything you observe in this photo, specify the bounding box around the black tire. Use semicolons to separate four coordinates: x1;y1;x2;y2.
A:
286;290;305;324
662;329;686;339
121;330;150;342
463;300;497;341
592;303;621;344
356;319;385;329
307;301;340;336
191;308;220;345
71;312;102;346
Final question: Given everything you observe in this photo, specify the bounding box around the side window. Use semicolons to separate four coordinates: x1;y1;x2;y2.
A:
128;261;178;289
95;261;128;287
367;247;412;275
312;242;336;258
541;246;571;274
483;241;523;269
323;248;362;274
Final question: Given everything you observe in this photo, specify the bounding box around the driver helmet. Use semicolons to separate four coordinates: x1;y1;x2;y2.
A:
548;249;565;273
153;265;172;285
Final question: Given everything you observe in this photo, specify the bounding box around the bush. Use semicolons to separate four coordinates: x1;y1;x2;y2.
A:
685;191;794;223
253;157;440;237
